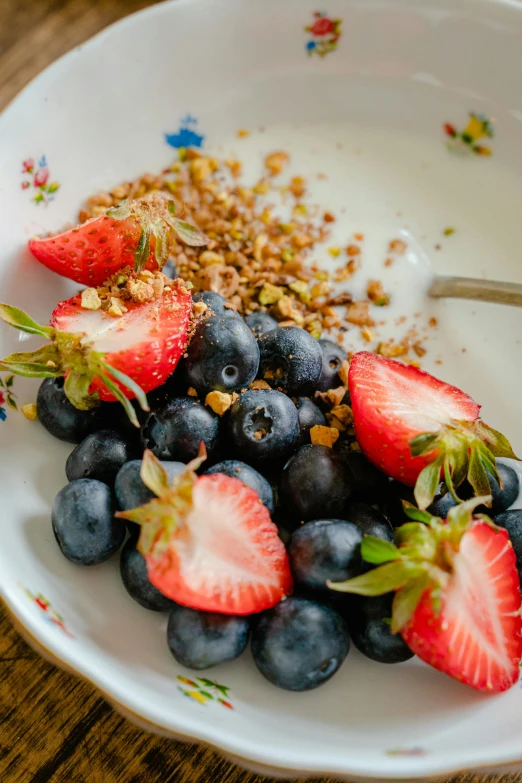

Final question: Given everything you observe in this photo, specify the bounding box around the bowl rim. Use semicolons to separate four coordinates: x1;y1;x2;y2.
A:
3;0;522;778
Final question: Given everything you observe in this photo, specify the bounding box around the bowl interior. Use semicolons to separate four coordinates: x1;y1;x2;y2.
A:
2;0;522;778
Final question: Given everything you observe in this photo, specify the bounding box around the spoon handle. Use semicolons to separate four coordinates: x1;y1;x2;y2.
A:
429;275;522;307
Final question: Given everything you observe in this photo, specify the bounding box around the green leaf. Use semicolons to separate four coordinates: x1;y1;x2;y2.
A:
5;375;14;388
96;370;140;427
48;182;60;194
471;420;519;460
447;494;492;535
414;454;444;510
6;395;17;410
133;227;151;273
467;442;492;499
196;678;216;687
0;360;60;379
171;218;209;247
402;503;434;525
216;684;230;696
0;304;53;338
198;691;214;700
443;453;461;504
168;200;176;217
64;370;100;411
328;560;423;596
361;536;401;565
391;572;431;633
409;432;438;457
98;360;149;413
394;522;438;562
106;201;131;220
140;450;171;498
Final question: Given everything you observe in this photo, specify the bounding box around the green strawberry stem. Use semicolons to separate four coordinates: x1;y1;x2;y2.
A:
106;194;209;273
0;302;149;427
410;422;518;510
115;446;207;556
328;496;493;634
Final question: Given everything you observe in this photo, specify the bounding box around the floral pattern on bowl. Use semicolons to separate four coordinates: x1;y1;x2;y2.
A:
21;155;60;204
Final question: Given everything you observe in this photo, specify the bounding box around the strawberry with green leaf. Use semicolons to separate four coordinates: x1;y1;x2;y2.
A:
349;352;518;509
0;278;192;426
29;192;208;287
329;498;522;692
116;449;293;614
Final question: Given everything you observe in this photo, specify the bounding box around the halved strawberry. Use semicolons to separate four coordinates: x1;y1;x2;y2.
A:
329;499;522;692
116;450;293;614
0;278;192;425
29;193;208;286
349;351;518;508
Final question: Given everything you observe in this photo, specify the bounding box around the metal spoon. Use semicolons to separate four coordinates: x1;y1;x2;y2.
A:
429;276;522;307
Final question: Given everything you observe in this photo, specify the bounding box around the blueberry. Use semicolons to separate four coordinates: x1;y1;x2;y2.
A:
244;311;278;337
347;502;394;543
162;257;178;279
294;397;326;446
36;378;105;444
288;519;363;592
251;597;350;691
193;291;240;318
428;487;461;519
52;479;124;565
348;594;414;664
120;537;175;611
381;481;415;527
316;339;347;392
227;390;299;470
280;445;354;521
184;315;259;394
205;459;274;513
115;459;185;510
167;604;250;670
66;430;136;484
495;509;522;581
257;327;322;395
342;450;389;503
142;397;220;461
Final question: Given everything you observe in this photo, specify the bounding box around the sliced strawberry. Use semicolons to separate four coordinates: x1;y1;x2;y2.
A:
117;451;293;615
349;351;517;508
0;278;192;425
29;193;208;287
50;283;191;401
329;498;522;692
403;523;522;691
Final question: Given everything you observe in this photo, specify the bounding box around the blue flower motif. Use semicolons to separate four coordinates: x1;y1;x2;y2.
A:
0;407;7;422
306;40;317;51
38;154;47;168
165;127;205;149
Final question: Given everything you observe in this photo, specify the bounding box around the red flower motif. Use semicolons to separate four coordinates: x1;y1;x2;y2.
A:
21;182;30;190
443;123;457;138
0;392;4;405
311;17;334;35
34;168;49;187
22;158;35;173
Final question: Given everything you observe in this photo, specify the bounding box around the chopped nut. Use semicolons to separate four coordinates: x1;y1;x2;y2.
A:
250;380;271;390
328;246;341;257
127;279;154;303
193;301;208;315
389;238;407;254
443;227;455;236
428;317;438;328
259;282;284;305
21;403;37;421
346;301;374;327
346;244;361;257
81;288;102;311
310;425;339;448
367;279;390;306
384;257;394;267
253;430;266;440
353;233;364;241
338;360;349;387
289;177;306;198
323;211;335;223
413;342;427;358
107;297;126;317
200;250;225;267
237;129;250;138
151;275;165;299
377;341;408;358
315;387;346;408
226;159;242;177
265;151;290;176
361;326;373;342
197;265;240;298
205;390;234;416
329;404;353;426
187;387;198;397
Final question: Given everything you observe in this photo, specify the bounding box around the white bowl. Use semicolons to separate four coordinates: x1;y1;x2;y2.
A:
2;1;522;780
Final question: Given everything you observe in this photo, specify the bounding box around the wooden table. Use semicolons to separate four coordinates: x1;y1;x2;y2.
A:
0;2;519;781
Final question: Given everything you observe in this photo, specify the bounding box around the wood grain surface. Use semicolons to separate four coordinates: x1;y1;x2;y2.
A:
0;2;520;781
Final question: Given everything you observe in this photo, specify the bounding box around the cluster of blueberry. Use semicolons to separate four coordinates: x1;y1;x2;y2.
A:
42;292;522;692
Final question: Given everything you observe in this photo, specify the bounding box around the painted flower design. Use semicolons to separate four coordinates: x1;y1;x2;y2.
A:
177;676;234;709
443;113;494;156
21;155;60;204
21;585;74;638
0;375;16;421
165;115;205;149
305;12;342;57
